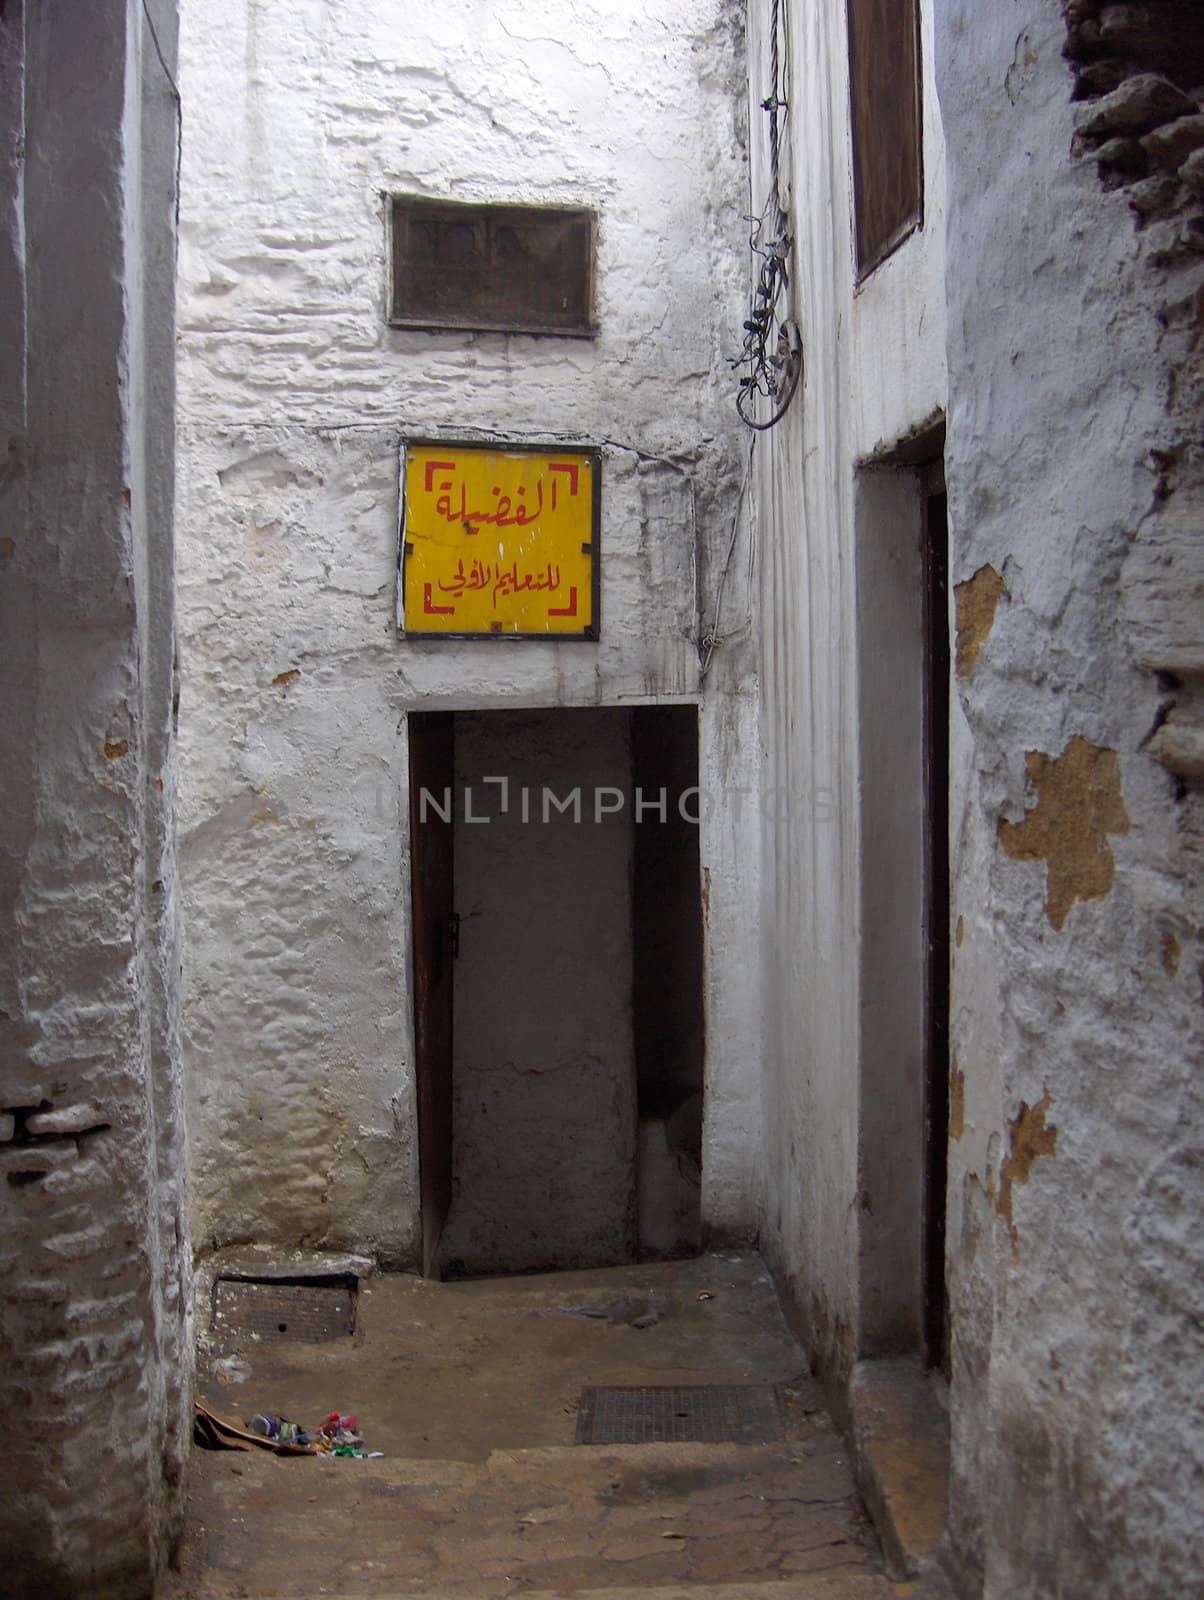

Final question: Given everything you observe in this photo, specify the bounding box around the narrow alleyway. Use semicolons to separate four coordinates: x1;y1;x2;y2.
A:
166;1255;903;1598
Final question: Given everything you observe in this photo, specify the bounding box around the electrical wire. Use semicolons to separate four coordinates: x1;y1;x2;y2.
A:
732;0;801;432
698;431;756;681
141;0;182;229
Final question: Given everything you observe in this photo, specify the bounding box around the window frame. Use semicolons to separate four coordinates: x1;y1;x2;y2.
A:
387;194;599;339
846;0;925;282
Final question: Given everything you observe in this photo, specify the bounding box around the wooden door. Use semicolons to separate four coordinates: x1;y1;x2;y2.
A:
408;712;454;1278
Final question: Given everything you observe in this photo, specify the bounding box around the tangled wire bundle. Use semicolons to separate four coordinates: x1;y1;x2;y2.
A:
733;0;801;432
734;225;801;431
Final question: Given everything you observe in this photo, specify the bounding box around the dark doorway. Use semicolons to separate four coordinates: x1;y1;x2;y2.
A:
407;705;705;1279
853;427;951;1368
632;707;705;1258
920;462;950;1373
407;713;455;1277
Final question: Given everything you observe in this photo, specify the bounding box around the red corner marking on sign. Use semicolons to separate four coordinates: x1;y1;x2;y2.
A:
423;459;456;493
547;586;579;618
548;462;580;512
423;583;456;616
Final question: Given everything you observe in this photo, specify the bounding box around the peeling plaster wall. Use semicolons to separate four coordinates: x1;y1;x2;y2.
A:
747;0;948;1383
0;3;190;1595
175;0;759;1266
938;4;1203;1593
750;0;1200;1591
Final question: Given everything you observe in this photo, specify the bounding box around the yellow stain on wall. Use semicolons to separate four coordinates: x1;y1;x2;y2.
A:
954;563;1006;678
998;735;1130;930
998;1091;1058;1259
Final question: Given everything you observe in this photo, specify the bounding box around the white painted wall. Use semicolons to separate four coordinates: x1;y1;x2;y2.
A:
938;6;1204;1594
750;0;1203;1593
748;0;948;1376
0;2;191;1592
175;0;761;1266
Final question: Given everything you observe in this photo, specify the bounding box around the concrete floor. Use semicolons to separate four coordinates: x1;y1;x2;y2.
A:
165;1254;902;1599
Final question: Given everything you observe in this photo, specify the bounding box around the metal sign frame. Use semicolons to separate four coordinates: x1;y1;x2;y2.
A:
397;437;601;641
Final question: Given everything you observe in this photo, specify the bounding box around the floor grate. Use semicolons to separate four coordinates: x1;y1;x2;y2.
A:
576;1384;784;1445
212;1278;357;1343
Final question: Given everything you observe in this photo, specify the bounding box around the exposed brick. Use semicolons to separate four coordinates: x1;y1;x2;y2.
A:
1142;114;1204;171
1180;213;1204;253
1064;19;1103;65
1180;147;1204;198
1095;136;1150;187
4;1277;72;1304
1076;73;1196;140
1127;173;1184;224
0;1143;79;1179
1097;3;1204;84
25;1102;107;1136
41;1223;117;1264
1074;59;1133;100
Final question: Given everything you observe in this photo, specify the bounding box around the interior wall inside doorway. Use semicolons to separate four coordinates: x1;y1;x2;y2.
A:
632;706;705;1259
853;455;944;1359
431;705;704;1278
440;708;636;1276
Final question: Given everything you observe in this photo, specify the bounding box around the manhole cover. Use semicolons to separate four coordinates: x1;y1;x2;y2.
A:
576;1384;784;1445
212;1278;357;1343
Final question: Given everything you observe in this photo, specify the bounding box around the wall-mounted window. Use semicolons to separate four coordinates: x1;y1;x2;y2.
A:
847;0;923;279
389;196;597;338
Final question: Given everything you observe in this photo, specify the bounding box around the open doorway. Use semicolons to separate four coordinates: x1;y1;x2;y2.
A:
408;705;705;1280
920;461;950;1374
854;427;950;1372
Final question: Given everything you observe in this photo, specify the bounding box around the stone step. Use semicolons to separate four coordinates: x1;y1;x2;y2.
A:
849;1361;950;1582
168;1438;896;1598
214;1581;900;1600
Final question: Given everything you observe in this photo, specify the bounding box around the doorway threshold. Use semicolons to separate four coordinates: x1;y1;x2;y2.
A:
849;1359;950;1581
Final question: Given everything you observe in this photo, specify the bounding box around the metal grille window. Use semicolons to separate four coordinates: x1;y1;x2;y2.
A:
389;196;597;337
847;0;923;279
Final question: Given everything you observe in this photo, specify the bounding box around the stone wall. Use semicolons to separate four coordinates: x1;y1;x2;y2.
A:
1063;1;1204;791
0;3;190;1595
939;3;1203;1592
175;0;760;1267
749;0;1201;1592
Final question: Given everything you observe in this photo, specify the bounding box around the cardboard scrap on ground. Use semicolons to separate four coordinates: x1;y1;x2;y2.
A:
193;1400;315;1456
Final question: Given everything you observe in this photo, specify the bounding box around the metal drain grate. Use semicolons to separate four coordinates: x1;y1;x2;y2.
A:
212;1278;357;1344
576;1384;784;1445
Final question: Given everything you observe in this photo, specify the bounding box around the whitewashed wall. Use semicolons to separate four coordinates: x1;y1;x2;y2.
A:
0;3;190;1593
175;0;760;1265
750;0;1203;1594
939;5;1204;1594
748;0;948;1377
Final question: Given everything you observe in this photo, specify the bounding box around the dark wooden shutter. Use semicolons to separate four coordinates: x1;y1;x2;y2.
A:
847;0;923;278
390;197;596;337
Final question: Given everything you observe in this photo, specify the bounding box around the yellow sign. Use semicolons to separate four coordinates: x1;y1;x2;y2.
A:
399;441;599;637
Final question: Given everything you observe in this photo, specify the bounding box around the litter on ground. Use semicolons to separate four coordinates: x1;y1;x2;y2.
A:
193;1400;383;1458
